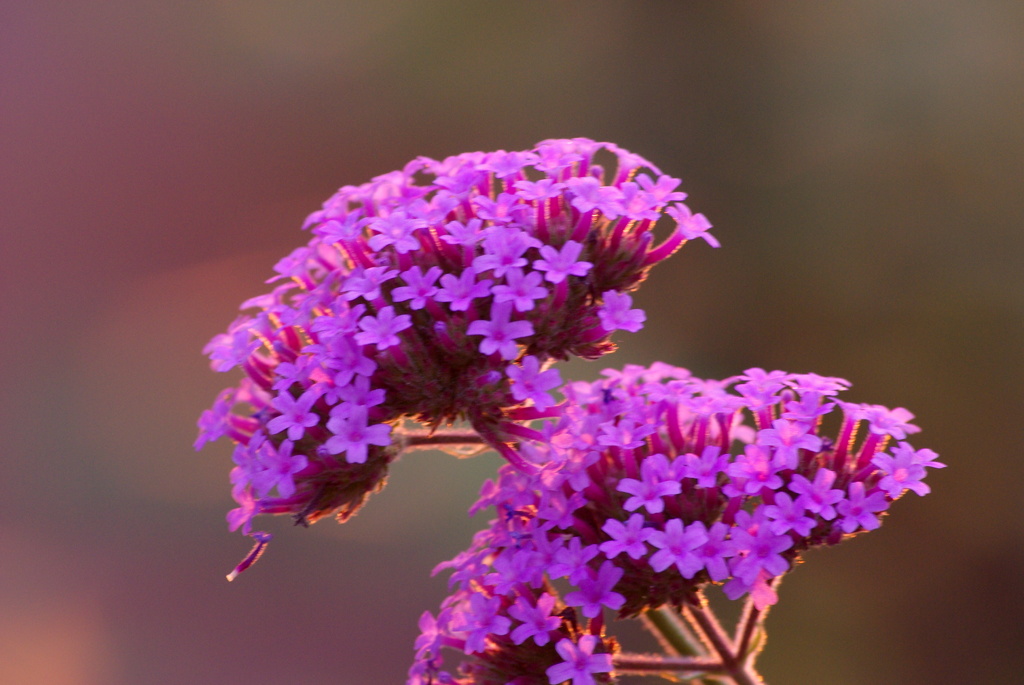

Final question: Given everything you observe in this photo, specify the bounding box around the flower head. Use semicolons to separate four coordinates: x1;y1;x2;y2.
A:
197;139;713;549
410;362;942;682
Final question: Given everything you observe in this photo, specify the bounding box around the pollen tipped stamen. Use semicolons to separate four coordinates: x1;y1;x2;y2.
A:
226;531;272;582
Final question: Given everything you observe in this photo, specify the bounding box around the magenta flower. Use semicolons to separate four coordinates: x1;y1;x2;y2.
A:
836;482;890;533
789;468;844;520
533;240;593;284
763;492;816;536
324;405;392;464
563;561;626;618
354;306;413;350
391;266;442;310
726;443;784;495
197;139;713;557
757;418;823;469
616;454;681;513
648;519;709;577
728;518;793;585
599;514;654;560
410;363;942;682
467;301;535;360
666;202;719;247
266;388;321;441
434;268;492;311
597;291;645;333
872;441;945;497
546;635;614;685
251;439;308;498
507;593;561;646
491;268;548;312
505;355;562;410
452;593;512;654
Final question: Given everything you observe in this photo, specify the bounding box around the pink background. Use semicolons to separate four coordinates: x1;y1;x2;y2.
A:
2;2;1021;683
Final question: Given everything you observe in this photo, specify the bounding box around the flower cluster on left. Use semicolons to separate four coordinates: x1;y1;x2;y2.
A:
195;139;713;558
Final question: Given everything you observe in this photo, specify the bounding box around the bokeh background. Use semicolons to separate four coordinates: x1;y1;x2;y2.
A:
3;2;1022;683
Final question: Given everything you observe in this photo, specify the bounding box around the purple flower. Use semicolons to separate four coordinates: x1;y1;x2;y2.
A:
467;301;535;360
789;468;844;520
564;561;625;618
334;374;386;409
758;418;823;469
226;484;257;534
439;217;484;247
492;268;548;312
391;266;442;310
472;192;524;224
648;519;709;577
342;266;399;301
872;442;945;497
367;210;425;254
600;513;654;560
315;213;364;243
549;538;600;584
636;173;688;203
727;444;784;495
598;290;645;332
565;175;610;213
434;268;493;312
763;492;816;536
533;240;592;284
617;454;681;513
545;635;613;685
251;439;308;498
194;388;235;449
354;306;412;350
616;181;662;221
472;226;540;278
324;405;392;464
861;404;921;439
667;202;719;247
836;482;890;533
681;445;728;488
729;522;793;585
452;593;511;654
782;391;835;426
507;592;561;646
266;387;321;441
486;546;544;594
420;361;941;624
203;325;260;372
506;355;562;410
694;521;735;581
596;416;654;450
413;362;941;683
513;177;564;201
413;609;445;658
200;140;711;543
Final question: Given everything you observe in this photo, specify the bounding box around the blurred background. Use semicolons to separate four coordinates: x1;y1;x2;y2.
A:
2;2;1022;683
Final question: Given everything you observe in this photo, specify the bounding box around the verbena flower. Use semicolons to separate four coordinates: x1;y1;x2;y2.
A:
410;363;943;683
196;139;713;542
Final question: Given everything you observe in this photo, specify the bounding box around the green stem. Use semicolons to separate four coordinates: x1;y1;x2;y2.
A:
642;606;705;657
734;577;780;666
734;598;761;662
613;652;726;675
684;593;765;685
395;429;490;457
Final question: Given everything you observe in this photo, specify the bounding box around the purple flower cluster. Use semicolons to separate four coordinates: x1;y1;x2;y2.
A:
196;139;714;536
410;363;943;684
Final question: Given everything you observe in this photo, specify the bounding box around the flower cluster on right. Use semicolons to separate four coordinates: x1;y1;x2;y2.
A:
410;363;944;684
